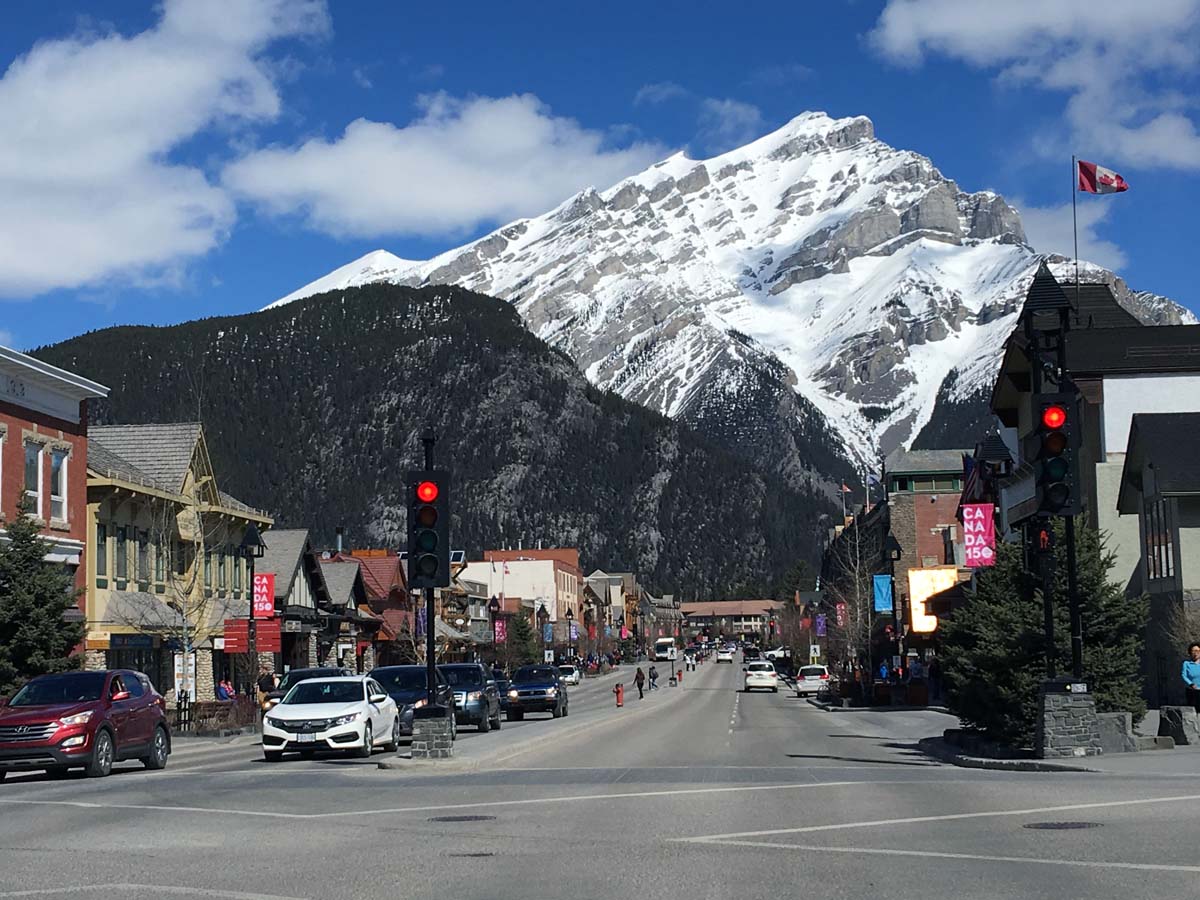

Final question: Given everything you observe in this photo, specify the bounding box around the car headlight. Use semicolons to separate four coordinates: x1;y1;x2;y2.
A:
59;710;93;726
332;712;361;726
61;735;86;747
546;687;557;696
507;689;519;698
265;716;285;729
413;698;427;709
467;691;483;701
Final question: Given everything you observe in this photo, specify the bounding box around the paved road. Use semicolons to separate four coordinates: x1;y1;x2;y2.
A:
1;659;1199;899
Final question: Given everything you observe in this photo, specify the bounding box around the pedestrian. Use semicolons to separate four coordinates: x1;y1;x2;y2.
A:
256;665;275;711
648;665;659;691
1183;643;1200;711
927;656;943;702
634;667;646;699
216;681;231;701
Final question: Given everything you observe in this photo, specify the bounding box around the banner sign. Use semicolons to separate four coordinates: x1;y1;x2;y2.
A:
963;503;996;568
223;619;249;654
252;573;276;619
256;619;282;653
588;624;597;640
835;602;847;628
815;614;826;637
569;623;579;641
872;574;894;613
493;619;507;644
620;626;630;640
543;623;553;643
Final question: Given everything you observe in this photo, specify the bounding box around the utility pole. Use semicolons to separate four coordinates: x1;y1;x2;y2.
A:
422;428;437;705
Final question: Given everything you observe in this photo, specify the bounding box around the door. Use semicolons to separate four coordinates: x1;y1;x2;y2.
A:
105;674;137;754
366;680;389;739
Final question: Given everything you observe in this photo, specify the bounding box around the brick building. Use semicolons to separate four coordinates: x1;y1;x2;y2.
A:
884;448;967;589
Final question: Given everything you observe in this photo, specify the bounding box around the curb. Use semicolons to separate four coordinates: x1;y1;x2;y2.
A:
917;737;1097;773
805;698;953;715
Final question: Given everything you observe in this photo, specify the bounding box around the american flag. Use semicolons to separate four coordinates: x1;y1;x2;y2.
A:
961;454;984;503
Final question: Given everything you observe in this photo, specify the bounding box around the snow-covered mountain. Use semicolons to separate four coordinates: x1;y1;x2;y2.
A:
270;111;1194;484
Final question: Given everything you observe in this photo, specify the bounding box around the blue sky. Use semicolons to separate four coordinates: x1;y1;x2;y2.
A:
3;0;1199;350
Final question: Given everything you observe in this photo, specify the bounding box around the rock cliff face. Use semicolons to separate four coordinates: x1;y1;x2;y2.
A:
271;112;1194;483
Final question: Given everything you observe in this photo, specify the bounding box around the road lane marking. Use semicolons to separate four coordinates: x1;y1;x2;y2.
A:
678;792;1200;843
0;798;309;819
690;842;1200;875
0;884;307;899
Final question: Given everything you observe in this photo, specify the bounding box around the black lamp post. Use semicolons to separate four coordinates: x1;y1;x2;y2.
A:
884;532;904;672
537;603;550;661
239;522;266;695
565;607;574;657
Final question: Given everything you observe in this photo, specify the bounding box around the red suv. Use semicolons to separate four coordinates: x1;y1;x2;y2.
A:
0;670;171;779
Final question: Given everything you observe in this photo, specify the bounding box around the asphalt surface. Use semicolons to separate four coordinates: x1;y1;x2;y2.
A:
1;658;1199;900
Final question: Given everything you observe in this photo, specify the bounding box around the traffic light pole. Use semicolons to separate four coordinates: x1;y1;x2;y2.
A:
423;429;437;707
1064;515;1083;678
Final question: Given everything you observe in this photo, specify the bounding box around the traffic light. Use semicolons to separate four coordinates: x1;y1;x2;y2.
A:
406;470;450;588
1024;518;1056;580
1032;392;1081;516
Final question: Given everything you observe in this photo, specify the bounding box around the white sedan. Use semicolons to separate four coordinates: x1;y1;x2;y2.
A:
716;648;735;664
743;661;779;692
557;665;582;685
262;676;399;762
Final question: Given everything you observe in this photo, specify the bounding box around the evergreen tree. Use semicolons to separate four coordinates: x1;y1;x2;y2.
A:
505;614;539;667
772;559;817;599
0;508;84;695
941;521;1146;748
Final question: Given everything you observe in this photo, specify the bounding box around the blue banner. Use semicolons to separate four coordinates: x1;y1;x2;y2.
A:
873;574;894;613
543;623;554;643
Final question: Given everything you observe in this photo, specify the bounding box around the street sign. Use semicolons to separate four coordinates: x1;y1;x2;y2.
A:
809;644;820;660
257;619;282;653
543;650;555;663
252;573;275;618
223;619;250;654
283;619;302;633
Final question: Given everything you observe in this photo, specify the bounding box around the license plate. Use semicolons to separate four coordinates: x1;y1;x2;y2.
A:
297;733;315;743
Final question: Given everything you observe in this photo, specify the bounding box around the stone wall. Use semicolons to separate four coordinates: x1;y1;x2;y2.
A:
193;649;216;702
1036;685;1102;758
81;649;106;671
411;715;454;759
362;644;377;673
306;636;318;668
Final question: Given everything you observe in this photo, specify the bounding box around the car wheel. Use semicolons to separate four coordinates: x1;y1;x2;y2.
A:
354;722;373;759
0;771;6;782
563;702;569;718
478;712;490;733
263;750;283;763
506;710;518;722
552;702;563;719
85;730;114;778
490;710;501;730
772;687;779;693
384;716;400;752
141;726;170;770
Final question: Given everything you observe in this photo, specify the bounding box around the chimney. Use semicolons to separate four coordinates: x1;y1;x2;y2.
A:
335;526;344;554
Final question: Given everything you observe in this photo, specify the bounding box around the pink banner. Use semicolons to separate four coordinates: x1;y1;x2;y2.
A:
493;619;507;644
963;503;996;567
252;573;275;619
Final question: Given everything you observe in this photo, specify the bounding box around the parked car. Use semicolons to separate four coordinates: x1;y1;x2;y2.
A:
506;665;568;720
262;676;399;762
369;665;456;739
715;648;735;664
439;664;502;732
0;670;170;780
743;660;779;693
742;645;761;661
794;664;830;697
261;667;353;712
557;665;582;686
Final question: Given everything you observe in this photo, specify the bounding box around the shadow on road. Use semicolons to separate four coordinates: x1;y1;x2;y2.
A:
785;751;939;767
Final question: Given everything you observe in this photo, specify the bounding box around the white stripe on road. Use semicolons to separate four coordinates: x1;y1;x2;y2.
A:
678;792;1200;843
0;883;306;899
691;841;1200;876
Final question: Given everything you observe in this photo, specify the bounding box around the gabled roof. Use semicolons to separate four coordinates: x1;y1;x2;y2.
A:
1023;261;1072;315
680;599;783;617
1118;412;1200;513
355;555;403;599
1066;284;1142;329
259;529;314;600
87;440;158;488
89;423;202;493
319;560;365;608
1065;325;1200;375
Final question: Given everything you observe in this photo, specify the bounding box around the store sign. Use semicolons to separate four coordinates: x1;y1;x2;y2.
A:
257;619;282;653
283;620;302;633
110;634;154;649
963;503;996;568
907;566;958;634
252;573;276;619
223;619;250;654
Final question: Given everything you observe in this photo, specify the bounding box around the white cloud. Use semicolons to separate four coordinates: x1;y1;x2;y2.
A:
0;0;329;298
634;81;689;106
223;92;667;238
1016;199;1128;271
0;328;14;348
697;98;764;153
352;67;373;89
869;0;1200;169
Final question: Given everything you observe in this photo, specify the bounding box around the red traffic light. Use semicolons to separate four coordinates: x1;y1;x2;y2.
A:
416;480;439;503
1041;405;1067;429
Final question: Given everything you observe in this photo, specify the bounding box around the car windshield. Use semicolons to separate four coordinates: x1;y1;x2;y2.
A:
513;666;558;684
10;672;108;705
282;681;363;705
441;667;484;686
276;669;343;692
371;669;427;692
558;667;575;675
801;667;827;677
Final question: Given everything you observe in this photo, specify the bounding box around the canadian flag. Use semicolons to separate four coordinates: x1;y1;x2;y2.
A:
1077;160;1129;194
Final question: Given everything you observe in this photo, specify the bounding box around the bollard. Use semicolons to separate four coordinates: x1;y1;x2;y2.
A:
614;683;624;707
677;669;683;685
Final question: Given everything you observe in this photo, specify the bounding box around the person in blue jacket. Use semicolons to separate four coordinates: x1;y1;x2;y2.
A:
1183;643;1200;711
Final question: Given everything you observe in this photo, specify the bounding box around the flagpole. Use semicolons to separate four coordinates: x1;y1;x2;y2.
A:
1071;154;1080;310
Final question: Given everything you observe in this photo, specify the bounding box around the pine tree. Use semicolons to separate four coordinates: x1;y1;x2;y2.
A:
505;614;539;667
0;508;85;695
941;521;1147;748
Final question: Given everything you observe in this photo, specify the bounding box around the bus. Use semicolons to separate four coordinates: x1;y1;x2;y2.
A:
653;637;677;661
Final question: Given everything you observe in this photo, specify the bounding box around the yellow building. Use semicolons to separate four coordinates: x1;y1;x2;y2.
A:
83;423;272;701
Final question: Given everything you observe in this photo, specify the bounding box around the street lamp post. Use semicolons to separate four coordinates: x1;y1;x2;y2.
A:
884;531;904;676
564;607;574;658
239;522;266;698
537;603;549;663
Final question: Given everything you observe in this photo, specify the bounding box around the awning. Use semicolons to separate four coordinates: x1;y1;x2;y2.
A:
435;617;475;643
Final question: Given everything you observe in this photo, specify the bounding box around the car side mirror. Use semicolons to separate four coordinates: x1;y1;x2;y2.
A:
111;691;131;702
370;693;387;704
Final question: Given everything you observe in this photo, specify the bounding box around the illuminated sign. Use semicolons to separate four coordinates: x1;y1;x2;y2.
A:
906;566;958;633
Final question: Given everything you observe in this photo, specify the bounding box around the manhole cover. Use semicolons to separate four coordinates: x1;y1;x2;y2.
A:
428;815;497;823
448;852;495;858
1022;822;1102;830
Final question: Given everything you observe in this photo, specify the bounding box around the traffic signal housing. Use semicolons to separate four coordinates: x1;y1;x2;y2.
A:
1032;392;1081;516
406;470;450;588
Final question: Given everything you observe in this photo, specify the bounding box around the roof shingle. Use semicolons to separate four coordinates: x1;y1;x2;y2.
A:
89;423;201;492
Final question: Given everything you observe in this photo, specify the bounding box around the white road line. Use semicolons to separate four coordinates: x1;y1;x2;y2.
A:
0;883;307;899
678;792;1200;843
694;841;1200;876
0;798;309;819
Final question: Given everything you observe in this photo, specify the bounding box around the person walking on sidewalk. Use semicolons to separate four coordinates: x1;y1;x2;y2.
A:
256;665;275;712
634;667;646;699
648;665;659;691
1183;643;1200;711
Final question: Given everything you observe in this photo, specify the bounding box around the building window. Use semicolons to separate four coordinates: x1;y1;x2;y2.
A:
96;523;108;579
24;441;42;513
232;550;241;591
174;540;186;577
137;531;150;582
155;538;165;584
115;526;128;580
204;550;212;588
49;449;68;521
1143;498;1175;581
218;550;226;590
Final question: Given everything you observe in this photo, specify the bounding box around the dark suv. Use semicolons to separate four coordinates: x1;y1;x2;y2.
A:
262;667;353;712
369;665;456;739
439;664;502;732
506;665;568;721
0;670;170;779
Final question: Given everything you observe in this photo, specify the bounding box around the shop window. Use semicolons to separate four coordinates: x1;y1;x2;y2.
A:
23;441;42;514
95;523;108;580
218;549;226;590
49;449;67;521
